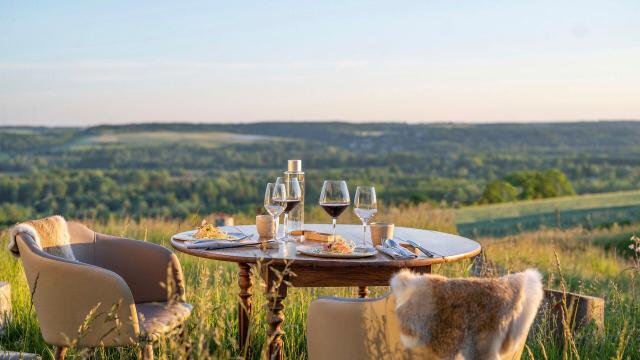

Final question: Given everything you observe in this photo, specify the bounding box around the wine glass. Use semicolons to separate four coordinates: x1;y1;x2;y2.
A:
319;180;350;241
275;177;302;241
354;186;377;247
264;182;286;241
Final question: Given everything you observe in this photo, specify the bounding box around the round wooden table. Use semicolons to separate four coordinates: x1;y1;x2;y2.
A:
171;224;481;360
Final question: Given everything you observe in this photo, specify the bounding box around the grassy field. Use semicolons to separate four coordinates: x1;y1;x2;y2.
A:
0;205;638;359
457;189;640;224
70;131;276;149
456;190;640;237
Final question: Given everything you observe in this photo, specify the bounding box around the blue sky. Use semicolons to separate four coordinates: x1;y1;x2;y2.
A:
1;1;639;125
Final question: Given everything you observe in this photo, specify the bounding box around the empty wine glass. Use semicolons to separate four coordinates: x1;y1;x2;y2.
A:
275;177;302;241
354;186;377;247
319;180;350;241
264;182;286;241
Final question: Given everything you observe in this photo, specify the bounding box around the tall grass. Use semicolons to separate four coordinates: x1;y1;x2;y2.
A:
0;204;638;359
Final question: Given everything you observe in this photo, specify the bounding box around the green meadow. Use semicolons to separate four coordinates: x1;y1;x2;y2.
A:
456;190;640;224
1;205;638;359
456;190;640;237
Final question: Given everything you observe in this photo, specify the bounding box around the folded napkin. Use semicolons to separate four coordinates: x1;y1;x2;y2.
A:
376;245;418;260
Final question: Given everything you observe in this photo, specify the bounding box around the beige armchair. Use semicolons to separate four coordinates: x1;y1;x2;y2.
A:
13;221;191;360
308;269;543;360
308;295;526;360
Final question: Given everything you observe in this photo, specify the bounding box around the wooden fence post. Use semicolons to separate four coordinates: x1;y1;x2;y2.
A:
538;289;605;343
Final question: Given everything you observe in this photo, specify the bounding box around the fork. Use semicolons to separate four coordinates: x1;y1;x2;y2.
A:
394;235;443;258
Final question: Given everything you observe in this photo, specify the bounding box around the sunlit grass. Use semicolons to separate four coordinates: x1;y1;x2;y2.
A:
0;205;638;359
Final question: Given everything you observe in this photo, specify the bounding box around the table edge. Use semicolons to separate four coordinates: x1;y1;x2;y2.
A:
170;234;481;268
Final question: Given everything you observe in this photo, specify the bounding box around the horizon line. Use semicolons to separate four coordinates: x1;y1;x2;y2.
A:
1;118;640;129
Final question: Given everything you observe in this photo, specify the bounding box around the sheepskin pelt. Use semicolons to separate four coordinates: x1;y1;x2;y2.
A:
8;215;76;261
391;269;543;360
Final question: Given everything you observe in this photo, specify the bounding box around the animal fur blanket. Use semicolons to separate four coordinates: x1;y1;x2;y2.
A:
8;215;76;261
391;269;543;360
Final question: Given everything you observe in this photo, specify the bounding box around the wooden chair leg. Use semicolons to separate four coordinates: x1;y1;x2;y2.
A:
141;343;154;360
179;324;191;355
54;347;68;360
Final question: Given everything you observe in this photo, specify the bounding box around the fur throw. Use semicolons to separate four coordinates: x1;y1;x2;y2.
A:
391;269;543;360
8;215;76;261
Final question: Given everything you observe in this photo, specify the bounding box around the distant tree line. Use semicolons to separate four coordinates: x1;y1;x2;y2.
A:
0;169;266;224
1;122;640;223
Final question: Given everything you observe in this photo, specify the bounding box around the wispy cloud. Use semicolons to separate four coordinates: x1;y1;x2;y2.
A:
0;59;373;71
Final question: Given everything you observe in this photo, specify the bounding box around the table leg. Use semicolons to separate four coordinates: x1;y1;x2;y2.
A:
238;263;252;355
357;286;369;298
266;269;289;360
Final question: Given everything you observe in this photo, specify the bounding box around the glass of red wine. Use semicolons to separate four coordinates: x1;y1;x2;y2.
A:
319;180;350;241
275;176;302;242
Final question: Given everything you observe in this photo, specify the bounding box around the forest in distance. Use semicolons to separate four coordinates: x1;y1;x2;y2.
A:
1;121;640;224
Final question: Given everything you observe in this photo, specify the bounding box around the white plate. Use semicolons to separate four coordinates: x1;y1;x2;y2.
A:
172;229;246;242
297;245;377;259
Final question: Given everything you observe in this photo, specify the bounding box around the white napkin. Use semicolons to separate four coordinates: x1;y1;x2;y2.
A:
375;245;418;260
186;237;273;250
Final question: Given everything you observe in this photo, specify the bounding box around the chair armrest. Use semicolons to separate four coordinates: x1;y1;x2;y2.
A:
94;234;186;303
16;235;139;348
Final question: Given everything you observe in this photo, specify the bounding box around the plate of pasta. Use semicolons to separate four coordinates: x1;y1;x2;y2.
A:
172;220;250;242
297;237;377;258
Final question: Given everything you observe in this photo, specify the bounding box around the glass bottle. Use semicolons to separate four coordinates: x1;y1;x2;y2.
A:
284;160;304;240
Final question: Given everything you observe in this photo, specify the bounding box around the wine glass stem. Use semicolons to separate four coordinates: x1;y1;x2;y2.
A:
332;217;337;241
283;212;289;240
273;215;279;240
362;221;367;246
